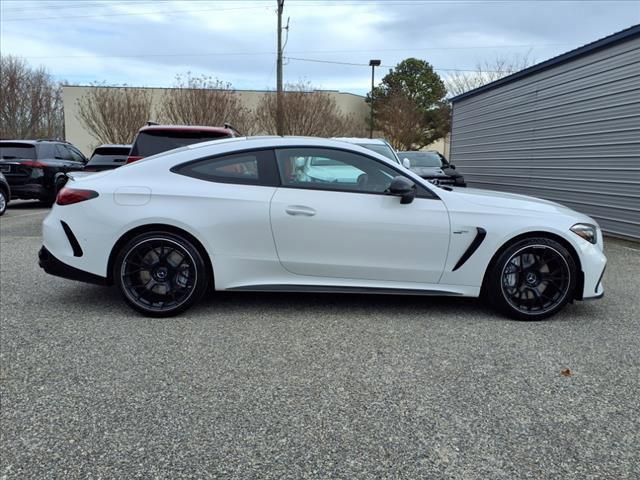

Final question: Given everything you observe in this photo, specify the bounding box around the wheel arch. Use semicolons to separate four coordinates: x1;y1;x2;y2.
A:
106;223;214;288
480;230;584;300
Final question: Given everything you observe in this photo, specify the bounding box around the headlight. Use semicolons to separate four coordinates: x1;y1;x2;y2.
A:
570;223;597;244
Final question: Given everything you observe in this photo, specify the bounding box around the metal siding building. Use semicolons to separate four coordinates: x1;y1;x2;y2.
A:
450;25;640;240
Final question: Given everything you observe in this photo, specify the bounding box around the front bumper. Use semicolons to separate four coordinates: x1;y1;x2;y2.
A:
38;246;108;285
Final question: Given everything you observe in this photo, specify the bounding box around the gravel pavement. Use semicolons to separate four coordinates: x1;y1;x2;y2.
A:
1;201;639;479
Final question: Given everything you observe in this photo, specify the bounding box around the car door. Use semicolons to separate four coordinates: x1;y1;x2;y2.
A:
270;147;450;284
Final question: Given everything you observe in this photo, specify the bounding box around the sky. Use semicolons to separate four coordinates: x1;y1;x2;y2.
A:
1;0;639;96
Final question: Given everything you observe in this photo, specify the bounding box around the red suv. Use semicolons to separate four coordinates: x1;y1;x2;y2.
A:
127;124;239;163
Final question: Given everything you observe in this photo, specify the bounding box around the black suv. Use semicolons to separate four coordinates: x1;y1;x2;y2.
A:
0;140;87;205
398;150;466;187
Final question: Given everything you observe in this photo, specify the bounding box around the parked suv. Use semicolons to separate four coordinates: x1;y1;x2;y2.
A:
0;140;87;205
399;150;466;187
127;125;239;163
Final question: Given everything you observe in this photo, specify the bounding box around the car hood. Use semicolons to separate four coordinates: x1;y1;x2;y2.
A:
410;166;448;177
450;187;592;219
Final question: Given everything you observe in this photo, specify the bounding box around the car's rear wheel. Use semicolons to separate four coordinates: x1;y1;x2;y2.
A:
486;237;576;320
114;232;208;317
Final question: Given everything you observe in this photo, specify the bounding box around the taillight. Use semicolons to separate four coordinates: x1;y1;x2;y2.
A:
126;155;143;164
21;160;46;168
56;187;99;206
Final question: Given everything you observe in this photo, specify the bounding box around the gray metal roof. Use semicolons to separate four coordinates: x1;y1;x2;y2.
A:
451;24;640;102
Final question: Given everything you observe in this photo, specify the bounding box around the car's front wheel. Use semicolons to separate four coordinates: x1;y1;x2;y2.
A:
113;231;209;317
0;189;7;216
486;237;577;320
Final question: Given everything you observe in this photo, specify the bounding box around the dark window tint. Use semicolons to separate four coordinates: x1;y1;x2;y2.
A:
55;144;72;160
173;150;278;186
0;143;36;160
67;146;85;162
131;130;232;157
275;147;401;194
88;147;130;165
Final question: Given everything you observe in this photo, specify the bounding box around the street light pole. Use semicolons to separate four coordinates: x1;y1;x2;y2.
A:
276;0;285;136
369;59;381;139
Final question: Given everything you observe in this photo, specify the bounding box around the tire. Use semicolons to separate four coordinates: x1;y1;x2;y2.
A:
486;237;577;321
42;177;66;207
113;231;209;317
0;190;7;216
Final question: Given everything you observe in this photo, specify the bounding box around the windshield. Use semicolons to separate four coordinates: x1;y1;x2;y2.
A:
131;131;232;157
402;152;446;167
0;143;36;160
357;143;397;162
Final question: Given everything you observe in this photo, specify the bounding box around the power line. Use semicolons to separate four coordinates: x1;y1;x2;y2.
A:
0;1;176;13
284;56;508;73
17;42;565;60
0;4;272;21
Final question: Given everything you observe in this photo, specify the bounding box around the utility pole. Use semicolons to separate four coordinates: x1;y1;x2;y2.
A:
276;0;285;136
369;59;381;139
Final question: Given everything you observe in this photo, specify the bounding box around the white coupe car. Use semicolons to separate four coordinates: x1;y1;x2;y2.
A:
39;137;606;320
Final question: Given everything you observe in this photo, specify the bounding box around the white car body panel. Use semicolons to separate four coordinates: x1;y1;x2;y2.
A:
42;136;606;302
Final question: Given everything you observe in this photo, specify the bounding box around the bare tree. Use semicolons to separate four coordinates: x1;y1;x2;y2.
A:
444;53;535;97
255;81;366;137
159;73;258;134
0;55;64;139
76;85;153;145
375;91;429;150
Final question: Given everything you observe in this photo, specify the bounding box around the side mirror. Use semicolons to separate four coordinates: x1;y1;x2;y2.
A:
448;164;456;169
388;176;416;204
402;158;411;169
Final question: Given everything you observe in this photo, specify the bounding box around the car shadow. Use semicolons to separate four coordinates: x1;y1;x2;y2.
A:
7;200;46;210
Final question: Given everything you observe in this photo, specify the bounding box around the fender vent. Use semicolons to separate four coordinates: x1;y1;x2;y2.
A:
60;221;83;257
452;227;486;271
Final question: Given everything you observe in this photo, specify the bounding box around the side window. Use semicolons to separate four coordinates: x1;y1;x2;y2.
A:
68;146;86;162
275;147;401;194
173;150;278;186
54;144;72;160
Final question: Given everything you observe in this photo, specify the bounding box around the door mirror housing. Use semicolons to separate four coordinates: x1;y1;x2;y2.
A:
448;163;456;169
402;158;411;169
388;176;416;204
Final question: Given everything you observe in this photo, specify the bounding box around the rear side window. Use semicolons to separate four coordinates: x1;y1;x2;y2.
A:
172;150;278;186
88;147;130;165
0;143;36;160
131;131;232;157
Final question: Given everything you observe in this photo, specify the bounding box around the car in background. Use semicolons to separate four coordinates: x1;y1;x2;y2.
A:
39;136;606;321
332;138;410;168
84;144;131;172
0;172;10;216
0;140;87;206
127;125;239;163
399;150;466;187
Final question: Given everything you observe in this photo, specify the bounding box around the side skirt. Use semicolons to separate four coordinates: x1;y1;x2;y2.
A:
226;284;463;296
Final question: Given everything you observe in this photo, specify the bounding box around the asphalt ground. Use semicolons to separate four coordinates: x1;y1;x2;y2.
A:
1;201;639;479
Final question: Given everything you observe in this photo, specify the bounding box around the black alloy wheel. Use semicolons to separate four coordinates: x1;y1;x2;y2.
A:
114;232;208;317
487;237;576;320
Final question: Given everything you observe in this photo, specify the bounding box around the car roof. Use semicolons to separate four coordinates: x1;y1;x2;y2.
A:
332;137;389;145
138;125;234;134
94;144;131;149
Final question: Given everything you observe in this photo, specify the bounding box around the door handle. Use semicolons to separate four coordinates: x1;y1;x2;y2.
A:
285;205;316;217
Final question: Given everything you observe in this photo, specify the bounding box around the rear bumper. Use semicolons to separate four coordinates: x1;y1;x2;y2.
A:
38;246;108;285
